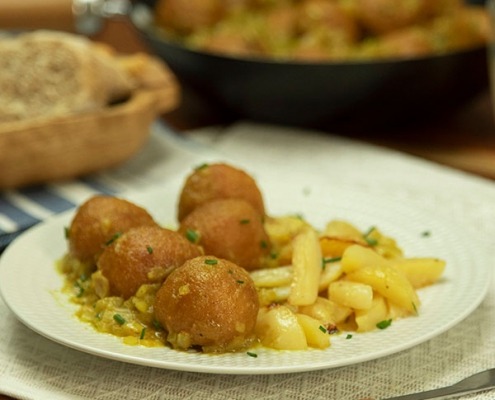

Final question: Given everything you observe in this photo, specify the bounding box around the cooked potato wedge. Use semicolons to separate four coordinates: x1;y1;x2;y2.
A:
328;280;373;310
288;228;322;306
393;257;446;288
255;305;307;350
346;264;420;313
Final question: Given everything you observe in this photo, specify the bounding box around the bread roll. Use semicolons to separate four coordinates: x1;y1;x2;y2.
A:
0;30;135;122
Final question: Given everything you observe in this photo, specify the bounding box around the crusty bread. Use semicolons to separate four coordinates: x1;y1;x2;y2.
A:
0;30;141;122
0;30;180;188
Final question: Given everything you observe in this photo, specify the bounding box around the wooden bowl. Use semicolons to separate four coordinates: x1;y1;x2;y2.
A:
0;84;179;189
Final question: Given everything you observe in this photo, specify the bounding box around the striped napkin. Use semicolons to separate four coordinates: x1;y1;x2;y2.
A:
0;121;220;252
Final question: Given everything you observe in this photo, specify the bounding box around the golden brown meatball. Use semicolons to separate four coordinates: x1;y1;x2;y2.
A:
154;256;259;352
154;0;225;34
199;32;263;58
376;27;435;58
299;0;360;45
423;0;461;18
429;7;490;52
177;163;265;221
356;0;429;35
263;4;299;47
68;195;158;264
97;226;201;299
179;198;270;270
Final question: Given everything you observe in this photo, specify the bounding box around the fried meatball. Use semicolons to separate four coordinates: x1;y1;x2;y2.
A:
68;195;158;264
199;32;263;58
97;226;201;299
154;256;259;352
179;198;270;270
177;163;265;221
154;0;225;34
356;0;429;35
377;27;434;58
429;7;490;51
423;0;461;18
299;0;360;45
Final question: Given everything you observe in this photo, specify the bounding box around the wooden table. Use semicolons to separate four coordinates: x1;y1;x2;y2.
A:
1;14;495;400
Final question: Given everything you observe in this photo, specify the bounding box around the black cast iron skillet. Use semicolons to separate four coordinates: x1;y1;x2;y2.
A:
129;0;489;131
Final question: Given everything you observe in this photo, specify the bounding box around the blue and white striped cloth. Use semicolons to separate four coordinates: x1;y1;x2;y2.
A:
0;121;219;252
0;179;119;251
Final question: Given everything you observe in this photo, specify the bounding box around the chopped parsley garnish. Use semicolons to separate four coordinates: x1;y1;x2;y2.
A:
105;232;122;246
318;325;327;334
240;219;250;224
146;245;153;254
322;256;342;269
260;240;268;249
421;230;431;237
185;229;200;243
64;226;70;239
346;334;353;339
113;314;126;325
365;237;378;246
140;328;146;340
376;319;392;330
236;280;245;284
194;163;209;171
246;352;258;358
363;226;378;246
204;259;218;265
363;226;376;236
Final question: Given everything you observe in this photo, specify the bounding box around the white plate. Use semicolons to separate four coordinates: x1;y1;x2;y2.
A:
0;177;491;375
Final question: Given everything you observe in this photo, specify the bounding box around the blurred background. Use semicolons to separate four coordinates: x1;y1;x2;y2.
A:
0;0;494;178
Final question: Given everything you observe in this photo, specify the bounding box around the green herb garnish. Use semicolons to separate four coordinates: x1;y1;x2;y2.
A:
319;325;327;334
113;314;126;325
247;352;258;358
363;226;378;246
146;245;153;254
322;256;342;269
376;319;392;330
194;163;209;171
105;232;122;246
205;259;218;265
140;328;146;340
185;229;200;243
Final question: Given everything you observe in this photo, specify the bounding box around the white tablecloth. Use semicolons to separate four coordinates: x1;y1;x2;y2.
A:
1;122;494;400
